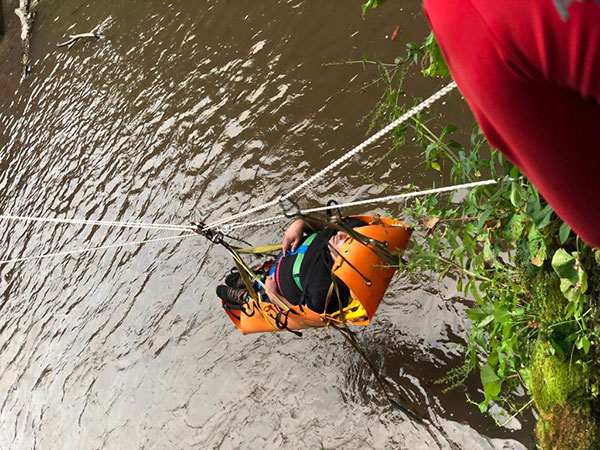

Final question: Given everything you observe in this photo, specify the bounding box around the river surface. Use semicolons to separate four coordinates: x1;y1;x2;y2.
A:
0;1;535;449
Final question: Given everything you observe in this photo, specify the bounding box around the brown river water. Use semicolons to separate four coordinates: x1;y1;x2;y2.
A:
0;1;535;448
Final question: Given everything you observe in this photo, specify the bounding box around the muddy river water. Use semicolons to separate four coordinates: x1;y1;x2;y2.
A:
0;1;535;448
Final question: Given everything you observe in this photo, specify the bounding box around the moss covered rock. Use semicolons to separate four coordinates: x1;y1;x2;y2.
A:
530;342;587;414
536;403;600;450
520;269;568;324
530;342;600;449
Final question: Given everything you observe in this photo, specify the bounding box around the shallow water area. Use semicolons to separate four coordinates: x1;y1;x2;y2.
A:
0;1;535;448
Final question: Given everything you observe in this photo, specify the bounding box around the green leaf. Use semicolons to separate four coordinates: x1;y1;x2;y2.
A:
528;226;546;267
487;348;499;368
466;307;487;322
431;161;441;171
470;282;482;303
509;165;521;179
480;364;502;404
532;204;553;229
510;182;527;209
478;314;495;329
559;222;571;244
483;239;493;261
549;339;566;357
565;301;576;319
579;262;588;294
475;329;487;349
447;139;462;149
440;124;458;138
581;336;591;354
552;249;578;284
477;207;493;228
472;253;485;272
422;32;450;78
505;213;527;240
361;0;386;16
493;304;510;324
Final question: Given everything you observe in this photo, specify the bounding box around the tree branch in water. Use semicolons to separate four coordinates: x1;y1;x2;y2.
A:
14;0;38;81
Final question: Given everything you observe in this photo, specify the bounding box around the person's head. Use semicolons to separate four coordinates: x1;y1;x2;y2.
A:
328;231;349;260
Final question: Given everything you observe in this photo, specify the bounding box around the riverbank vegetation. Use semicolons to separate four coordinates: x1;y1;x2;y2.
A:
357;3;600;449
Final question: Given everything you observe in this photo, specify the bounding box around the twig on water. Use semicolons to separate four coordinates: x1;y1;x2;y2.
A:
57;31;101;49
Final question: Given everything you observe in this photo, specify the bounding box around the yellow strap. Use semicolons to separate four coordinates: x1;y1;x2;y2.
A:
232;243;281;254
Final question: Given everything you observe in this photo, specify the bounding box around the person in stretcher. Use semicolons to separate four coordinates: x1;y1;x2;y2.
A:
216;217;367;314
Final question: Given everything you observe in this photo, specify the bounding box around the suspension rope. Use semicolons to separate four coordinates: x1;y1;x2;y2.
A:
204;81;458;231
0;232;195;266
0;81;458;267
0;214;190;232
0;82;457;239
222;177;500;233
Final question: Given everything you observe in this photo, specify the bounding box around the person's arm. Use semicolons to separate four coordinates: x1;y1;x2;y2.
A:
263;274;296;310
281;217;330;255
281;219;305;255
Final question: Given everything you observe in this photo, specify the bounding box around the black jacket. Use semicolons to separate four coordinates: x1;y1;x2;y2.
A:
276;218;365;313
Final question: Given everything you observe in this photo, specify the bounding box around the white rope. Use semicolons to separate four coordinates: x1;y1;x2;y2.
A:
204;81;458;231
0;83;457;239
0;232;196;266
224;178;501;232
0;81;458;266
0;214;190;232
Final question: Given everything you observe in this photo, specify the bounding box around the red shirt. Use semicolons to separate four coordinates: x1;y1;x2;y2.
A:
424;0;600;247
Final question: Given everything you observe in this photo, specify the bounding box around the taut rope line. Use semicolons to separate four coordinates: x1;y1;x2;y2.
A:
204;81;458;231
0;82;461;266
0;214;190;232
0;177;501;265
0;82;458;238
0;232;195;266
222;178;501;233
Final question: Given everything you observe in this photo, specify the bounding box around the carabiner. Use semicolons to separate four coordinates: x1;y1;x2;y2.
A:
190;220;214;240
326;199;343;220
278;197;302;219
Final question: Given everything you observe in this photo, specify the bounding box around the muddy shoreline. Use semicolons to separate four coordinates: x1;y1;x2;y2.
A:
0;0;22;91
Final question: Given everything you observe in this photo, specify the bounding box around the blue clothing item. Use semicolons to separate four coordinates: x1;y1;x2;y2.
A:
267;242;311;277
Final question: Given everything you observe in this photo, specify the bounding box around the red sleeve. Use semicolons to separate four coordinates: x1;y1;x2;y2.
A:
423;0;600;248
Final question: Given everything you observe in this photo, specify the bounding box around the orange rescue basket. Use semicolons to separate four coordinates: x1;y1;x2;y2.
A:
222;216;412;334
